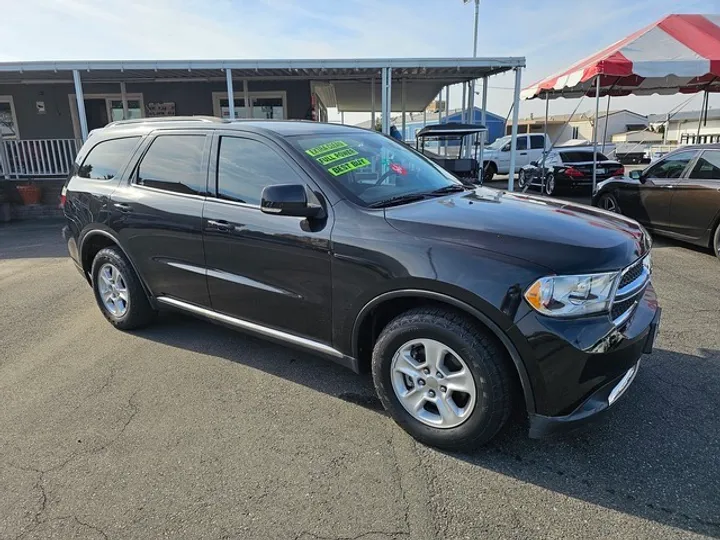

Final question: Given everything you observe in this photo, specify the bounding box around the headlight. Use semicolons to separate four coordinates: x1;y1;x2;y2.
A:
524;272;619;317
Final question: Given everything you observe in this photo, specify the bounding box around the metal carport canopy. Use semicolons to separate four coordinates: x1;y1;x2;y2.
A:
0;57;525;112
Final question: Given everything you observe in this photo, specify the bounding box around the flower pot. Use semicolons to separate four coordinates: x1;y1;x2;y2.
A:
16;184;42;205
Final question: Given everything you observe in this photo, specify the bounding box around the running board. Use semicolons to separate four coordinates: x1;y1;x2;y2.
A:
156;296;359;371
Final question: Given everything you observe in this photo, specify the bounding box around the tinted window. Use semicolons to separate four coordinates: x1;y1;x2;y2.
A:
530;135;545;149
689;150;720;180
217;137;302;205
515;137;527;151
644;150;696;179
137;135;207;195
559;151;609;163
78;137;139;180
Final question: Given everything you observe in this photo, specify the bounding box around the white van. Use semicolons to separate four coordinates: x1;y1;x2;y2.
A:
483;134;550;181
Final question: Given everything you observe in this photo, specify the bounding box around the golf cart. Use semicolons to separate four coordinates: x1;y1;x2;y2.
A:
416;122;487;185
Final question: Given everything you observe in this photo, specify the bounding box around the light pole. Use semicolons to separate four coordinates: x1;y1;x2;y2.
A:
464;0;480;161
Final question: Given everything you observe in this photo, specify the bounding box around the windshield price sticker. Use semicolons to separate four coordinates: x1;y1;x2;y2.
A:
328;158;371;176
305;140;348;157
316;148;358;165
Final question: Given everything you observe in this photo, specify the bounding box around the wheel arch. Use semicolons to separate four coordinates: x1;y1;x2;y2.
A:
79;229;155;303
351;289;536;414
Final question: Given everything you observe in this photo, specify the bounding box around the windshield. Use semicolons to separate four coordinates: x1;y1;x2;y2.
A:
486;136;510;150
290;131;462;207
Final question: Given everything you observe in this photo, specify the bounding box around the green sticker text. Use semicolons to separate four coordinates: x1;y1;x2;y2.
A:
305;140;348;157
316;148;359;166
328;158;372;176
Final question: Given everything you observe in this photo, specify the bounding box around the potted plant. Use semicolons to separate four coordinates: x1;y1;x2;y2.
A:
16;183;42;205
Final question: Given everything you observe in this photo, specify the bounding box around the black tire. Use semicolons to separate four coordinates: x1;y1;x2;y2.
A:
484;163;496;183
544;173;555;196
518;169;527;189
91;247;155;330
371;307;514;450
712;223;720;260
598;193;620;213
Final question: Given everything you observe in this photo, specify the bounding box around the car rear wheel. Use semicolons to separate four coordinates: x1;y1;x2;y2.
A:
544;173;555;196
371;307;513;450
712;223;720;260
91;247;155;330
598;193;620;213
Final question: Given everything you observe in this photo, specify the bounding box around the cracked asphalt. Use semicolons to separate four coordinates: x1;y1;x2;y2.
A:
1;219;719;540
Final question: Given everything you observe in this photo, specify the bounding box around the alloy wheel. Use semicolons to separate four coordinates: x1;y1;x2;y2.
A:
390;338;476;429
97;263;130;317
601;195;618;213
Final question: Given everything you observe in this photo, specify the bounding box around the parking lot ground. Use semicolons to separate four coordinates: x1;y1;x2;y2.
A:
1;219;719;540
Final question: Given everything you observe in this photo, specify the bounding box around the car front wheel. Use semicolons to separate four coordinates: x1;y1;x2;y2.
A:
598;193;620;213
91;247;155;330
371;307;513;450
544;173;555;196
712;223;720;260
518;169;528;189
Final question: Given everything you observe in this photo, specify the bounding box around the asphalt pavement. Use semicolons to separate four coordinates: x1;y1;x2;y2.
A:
1;218;719;540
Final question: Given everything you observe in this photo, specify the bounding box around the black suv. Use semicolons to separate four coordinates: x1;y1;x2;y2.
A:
63;117;660;449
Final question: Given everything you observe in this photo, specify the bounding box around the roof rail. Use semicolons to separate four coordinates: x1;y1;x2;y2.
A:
105;116;226;128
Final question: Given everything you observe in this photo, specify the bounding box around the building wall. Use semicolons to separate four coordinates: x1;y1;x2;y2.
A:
666;118;720;143
0;79;313;139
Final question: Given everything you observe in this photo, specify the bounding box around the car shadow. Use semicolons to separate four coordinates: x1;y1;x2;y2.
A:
0;219;68;260
134;313;720;538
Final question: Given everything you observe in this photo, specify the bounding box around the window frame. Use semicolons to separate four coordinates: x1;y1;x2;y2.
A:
130;130;211;199
686;149;720;182
530;135;546;150
207;131;319;210
643;149;698;181
77;136;142;182
0;95;20;139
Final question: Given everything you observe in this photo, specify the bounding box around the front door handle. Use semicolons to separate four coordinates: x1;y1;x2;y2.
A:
113;202;132;213
520;152;528;155
207;219;232;232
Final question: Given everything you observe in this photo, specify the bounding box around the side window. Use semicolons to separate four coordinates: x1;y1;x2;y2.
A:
530;135;545;149
136;135;207;195
216;137;302;205
644;151;696;180
515;136;528;151
78;137;140;180
689;150;720;181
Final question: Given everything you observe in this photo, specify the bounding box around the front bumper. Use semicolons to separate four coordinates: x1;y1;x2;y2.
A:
513;283;660;437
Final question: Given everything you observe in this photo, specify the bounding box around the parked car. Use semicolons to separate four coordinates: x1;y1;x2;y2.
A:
482;133;550;182
593;145;720;259
63;117;660;449
518;148;624;195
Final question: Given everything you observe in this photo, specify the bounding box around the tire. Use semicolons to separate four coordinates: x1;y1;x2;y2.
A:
518;169;527;189
712;223;720;260
484;163;496;183
544;173;555;196
598;193;620;213
371;307;513;450
91;247;155;330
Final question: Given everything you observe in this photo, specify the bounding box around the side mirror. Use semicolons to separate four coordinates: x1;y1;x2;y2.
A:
501;144;510;152
260;184;323;218
629;170;642;181
530;160;538;167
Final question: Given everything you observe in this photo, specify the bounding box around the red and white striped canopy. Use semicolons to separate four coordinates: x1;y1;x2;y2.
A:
522;14;720;100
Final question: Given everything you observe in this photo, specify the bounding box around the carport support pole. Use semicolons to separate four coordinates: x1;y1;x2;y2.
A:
401;78;406;141
540;93;549;191
72;70;89;141
592;76;600;194
243;80;250;119
461;83;467;124
381;67;392;135
120;81;129;121
371;77;376;130
478;76;488;178
225;69;235;120
507;67;522;192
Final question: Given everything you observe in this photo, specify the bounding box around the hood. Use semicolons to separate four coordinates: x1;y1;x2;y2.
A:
384;188;650;274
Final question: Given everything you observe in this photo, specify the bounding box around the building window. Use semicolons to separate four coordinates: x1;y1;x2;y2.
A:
214;92;287;120
571;126;579;139
0;96;19;139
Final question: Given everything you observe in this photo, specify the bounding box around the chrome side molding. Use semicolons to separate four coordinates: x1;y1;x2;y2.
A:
156;296;343;359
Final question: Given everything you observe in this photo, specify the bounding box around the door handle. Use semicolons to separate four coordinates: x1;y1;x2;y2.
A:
520;152;528;155
662;185;674;189
113;202;132;213
207;219;232;232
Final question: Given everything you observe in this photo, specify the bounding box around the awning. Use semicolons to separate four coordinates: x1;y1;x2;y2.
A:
522;14;720;100
0;57;524;113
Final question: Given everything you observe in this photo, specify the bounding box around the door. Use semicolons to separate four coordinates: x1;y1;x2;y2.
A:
669;149;720;239
202;133;333;343
529;134;547;165
619;150;696;230
497;135;526;173
84;99;109;131
110;131;212;307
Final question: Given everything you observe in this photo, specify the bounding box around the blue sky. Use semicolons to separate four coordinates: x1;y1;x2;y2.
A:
3;0;720;122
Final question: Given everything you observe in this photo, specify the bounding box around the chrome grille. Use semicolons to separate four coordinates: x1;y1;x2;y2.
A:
611;254;651;325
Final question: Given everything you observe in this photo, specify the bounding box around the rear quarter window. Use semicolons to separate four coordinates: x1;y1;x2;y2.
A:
559;151;609;163
77;137;140;180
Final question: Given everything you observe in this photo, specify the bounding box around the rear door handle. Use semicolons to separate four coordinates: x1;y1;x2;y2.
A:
207;219;232;232
113;202;132;213
520;152;528;155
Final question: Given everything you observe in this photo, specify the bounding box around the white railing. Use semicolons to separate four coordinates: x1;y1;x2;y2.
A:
0;139;82;179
